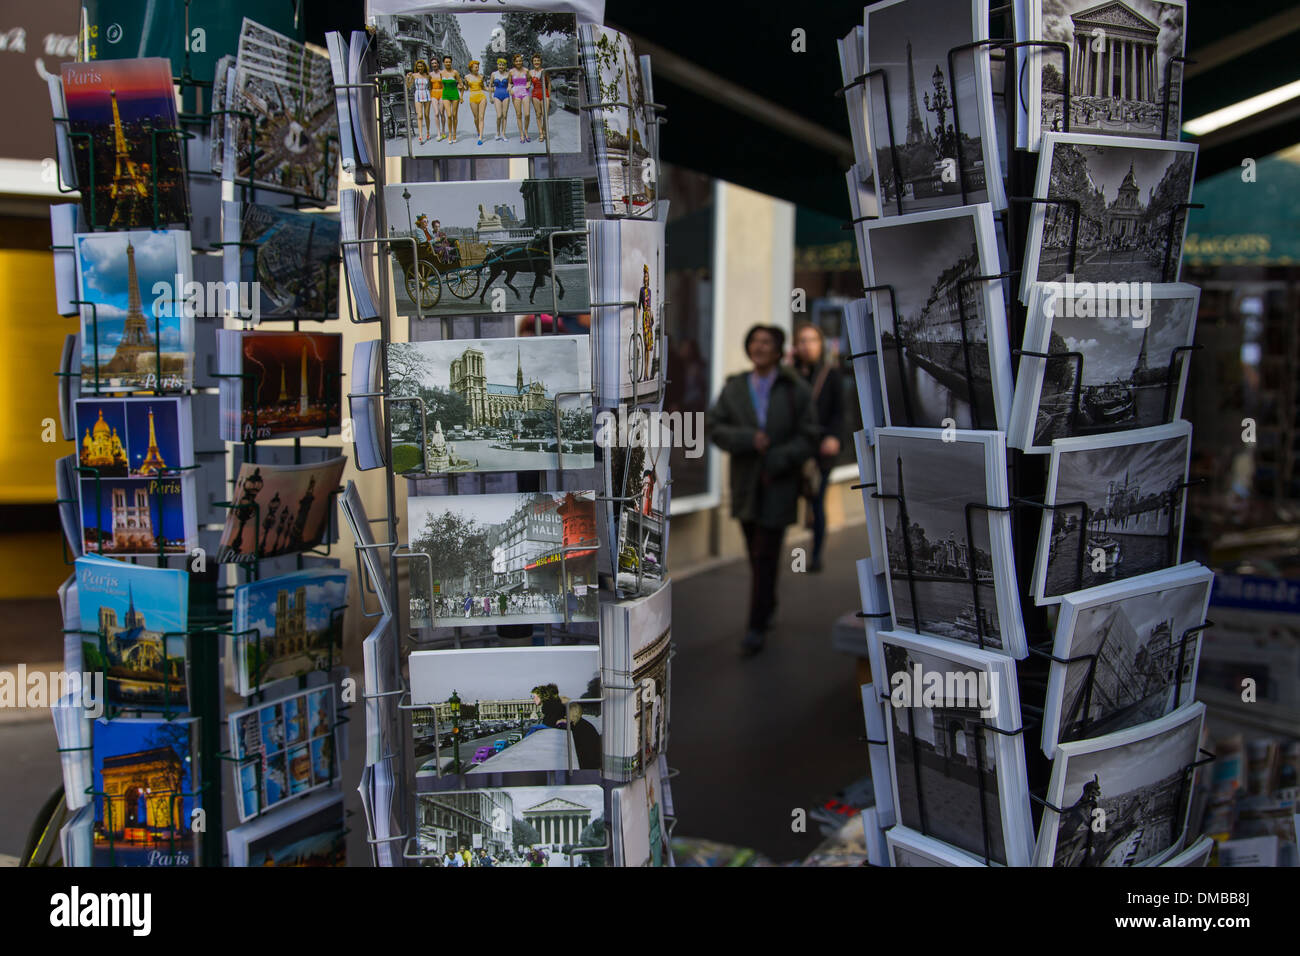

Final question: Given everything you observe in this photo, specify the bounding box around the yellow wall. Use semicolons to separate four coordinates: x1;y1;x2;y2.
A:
0;247;69;503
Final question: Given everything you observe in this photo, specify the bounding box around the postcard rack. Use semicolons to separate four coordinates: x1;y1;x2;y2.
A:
844;6;1215;867
335;34;671;867
44;52;359;866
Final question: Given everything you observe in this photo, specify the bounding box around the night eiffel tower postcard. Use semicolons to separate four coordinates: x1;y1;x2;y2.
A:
74;229;193;393
60;58;190;230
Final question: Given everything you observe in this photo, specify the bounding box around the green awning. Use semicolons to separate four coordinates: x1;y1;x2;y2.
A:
1184;144;1300;267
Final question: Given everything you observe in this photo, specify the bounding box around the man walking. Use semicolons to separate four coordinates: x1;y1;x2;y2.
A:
708;324;819;655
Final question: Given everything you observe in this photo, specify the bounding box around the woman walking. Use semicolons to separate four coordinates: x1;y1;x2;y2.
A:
490;58;511;142
708;324;819;655
791;323;845;573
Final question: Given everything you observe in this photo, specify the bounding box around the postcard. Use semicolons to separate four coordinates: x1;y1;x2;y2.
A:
387;336;593;475
77;555;189;712
382;178;589;318
886;826;986;866
1026;0;1187;153
612;758;668;866
1160;834;1213;867
230;568;349;696
406;490;599;628
75;397;191;479
1020;133;1198;299
371;11;581;158
602;582;671;781
1032;421;1191;603
219;456;348;562
227;790;346;867
873;427;1026;657
226;203;341;320
217;329;343;441
416;784;606;866
858;204;1012;430
229;684;338;820
1041;562;1213;756
837;26;881;221
60;58;189;229
579;25;656;216
604;408;671;595
91;716;200;866
1034;702;1205;866
228;19;339;203
75;230;193;394
409;646;600;777
590;217;665;404
875;629;1034;865
862;0;1004;213
1011;282;1199;452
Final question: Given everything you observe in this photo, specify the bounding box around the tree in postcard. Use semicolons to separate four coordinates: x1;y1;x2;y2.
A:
513;817;541;847
411;511;489;604
480;12;577;70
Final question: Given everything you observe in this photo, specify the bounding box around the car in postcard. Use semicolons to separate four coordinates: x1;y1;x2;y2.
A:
472;746;494;764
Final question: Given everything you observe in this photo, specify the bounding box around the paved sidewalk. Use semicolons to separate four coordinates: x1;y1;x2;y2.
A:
668;525;870;862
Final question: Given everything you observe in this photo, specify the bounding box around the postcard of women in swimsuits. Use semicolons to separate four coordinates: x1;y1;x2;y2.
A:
371;11;583;157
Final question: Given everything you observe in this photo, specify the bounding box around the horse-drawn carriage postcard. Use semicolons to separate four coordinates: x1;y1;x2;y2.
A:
370;11;582;159
387;336;594;475
383;178;589;318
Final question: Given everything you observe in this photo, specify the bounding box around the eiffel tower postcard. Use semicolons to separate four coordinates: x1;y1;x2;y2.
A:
863;0;1005;213
60;58;190;230
74;229;193;393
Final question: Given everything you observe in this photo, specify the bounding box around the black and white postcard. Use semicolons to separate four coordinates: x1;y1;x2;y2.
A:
1041;562;1212;756
859;204;1012;430
409;646;600;777
383;179;589;318
874;428;1025;657
1020;133;1198;298
416;784;606;866
877;630;1034;866
1011;282;1199;452
863;0;1005;212
1032;420;1191;603
406;490;599;628
887;826;986;866
1027;0;1187;152
1035;701;1204;866
1160;834;1213;867
386;337;594;475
